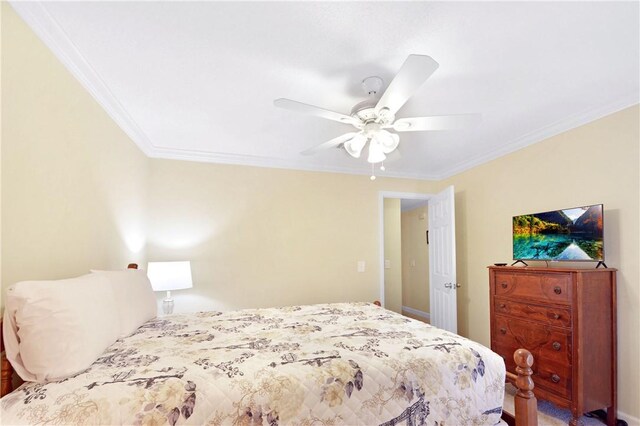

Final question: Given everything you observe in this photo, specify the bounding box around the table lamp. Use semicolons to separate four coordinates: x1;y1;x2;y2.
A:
147;261;193;315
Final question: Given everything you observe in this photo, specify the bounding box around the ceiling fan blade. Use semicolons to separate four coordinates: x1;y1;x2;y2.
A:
301;132;358;156
393;114;482;132
274;98;359;125
375;55;439;115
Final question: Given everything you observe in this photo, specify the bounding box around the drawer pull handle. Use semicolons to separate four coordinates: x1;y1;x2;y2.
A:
500;327;507;335
554;286;562;295
552;313;561;320
500;303;506;309
552;341;561;351
501;282;508;289
551;374;560;383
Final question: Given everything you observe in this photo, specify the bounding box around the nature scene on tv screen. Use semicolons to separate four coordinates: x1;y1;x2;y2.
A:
513;205;604;261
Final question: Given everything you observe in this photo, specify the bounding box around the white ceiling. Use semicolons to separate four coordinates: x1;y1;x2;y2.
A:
12;1;640;180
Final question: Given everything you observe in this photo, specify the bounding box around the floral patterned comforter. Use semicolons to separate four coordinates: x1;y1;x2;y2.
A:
1;303;505;425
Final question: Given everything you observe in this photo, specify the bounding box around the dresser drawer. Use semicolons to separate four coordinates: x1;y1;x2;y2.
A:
494;341;572;399
494;271;572;304
493;315;572;365
494;298;571;328
534;359;573;400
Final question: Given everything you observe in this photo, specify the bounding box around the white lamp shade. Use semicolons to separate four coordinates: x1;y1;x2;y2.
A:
367;138;387;164
377;130;400;154
344;133;367;158
147;261;193;292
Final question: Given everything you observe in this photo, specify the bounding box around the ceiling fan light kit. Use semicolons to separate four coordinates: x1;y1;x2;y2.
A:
344;133;367;158
274;54;480;179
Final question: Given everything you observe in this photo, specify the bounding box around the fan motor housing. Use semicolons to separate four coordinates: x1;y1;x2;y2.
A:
350;99;394;126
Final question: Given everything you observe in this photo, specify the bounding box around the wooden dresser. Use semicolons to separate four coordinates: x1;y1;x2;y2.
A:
488;266;617;426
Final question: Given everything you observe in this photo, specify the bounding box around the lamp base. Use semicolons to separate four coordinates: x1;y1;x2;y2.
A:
162;291;174;315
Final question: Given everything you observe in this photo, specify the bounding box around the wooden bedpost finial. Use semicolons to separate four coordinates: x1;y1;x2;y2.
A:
513;348;538;426
127;263;139;269
373;300;381;307
514;348;535;397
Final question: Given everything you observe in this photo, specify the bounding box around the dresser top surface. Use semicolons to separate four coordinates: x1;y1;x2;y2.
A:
488;266;617;273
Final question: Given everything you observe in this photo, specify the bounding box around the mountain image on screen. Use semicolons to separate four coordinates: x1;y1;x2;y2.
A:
513;205;603;261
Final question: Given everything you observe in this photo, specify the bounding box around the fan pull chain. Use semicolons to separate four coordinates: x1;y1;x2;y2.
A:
380;162;385;171
370;163;376;181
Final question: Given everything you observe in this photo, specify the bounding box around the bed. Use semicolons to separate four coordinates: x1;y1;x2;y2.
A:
0;265;536;425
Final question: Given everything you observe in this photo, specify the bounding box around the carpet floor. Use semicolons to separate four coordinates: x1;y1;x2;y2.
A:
503;384;605;426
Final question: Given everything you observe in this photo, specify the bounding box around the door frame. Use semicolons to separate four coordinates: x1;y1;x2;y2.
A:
378;191;433;308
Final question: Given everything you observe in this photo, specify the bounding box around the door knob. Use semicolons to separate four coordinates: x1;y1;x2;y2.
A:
444;283;461;289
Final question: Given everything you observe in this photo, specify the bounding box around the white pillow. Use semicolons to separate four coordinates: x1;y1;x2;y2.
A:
3;274;121;383
91;269;157;337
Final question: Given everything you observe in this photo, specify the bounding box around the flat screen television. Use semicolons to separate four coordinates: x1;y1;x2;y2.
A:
512;204;604;262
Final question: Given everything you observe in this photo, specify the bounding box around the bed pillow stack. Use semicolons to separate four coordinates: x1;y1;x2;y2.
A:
3;274;121;383
3;268;157;383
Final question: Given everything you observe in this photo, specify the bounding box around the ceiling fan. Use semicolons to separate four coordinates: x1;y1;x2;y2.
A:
274;54;480;179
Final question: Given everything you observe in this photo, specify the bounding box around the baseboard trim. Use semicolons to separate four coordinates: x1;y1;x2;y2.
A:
617;410;639;426
401;306;430;320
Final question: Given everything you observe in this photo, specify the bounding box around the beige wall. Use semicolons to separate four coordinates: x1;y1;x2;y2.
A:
1;3;149;299
383;199;402;313
401;206;429;313
440;105;639;419
145;159;435;312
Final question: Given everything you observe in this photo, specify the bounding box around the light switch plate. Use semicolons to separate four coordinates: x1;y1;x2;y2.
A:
384;259;391;269
357;261;366;272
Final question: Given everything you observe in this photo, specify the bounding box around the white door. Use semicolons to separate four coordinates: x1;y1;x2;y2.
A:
428;185;458;333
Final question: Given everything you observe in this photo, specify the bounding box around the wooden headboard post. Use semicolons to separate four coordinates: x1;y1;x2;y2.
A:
0;318;14;397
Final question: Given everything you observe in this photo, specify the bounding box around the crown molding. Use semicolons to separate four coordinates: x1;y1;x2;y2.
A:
149;146;441;181
437;95;640;180
10;1;156;156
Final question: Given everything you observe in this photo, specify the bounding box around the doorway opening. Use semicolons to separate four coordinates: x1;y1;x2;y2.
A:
379;192;431;323
379;187;458;333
